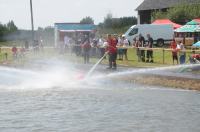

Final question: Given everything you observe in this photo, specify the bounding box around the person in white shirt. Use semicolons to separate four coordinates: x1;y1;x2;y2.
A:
122;35;129;60
178;41;186;64
117;36;124;60
97;36;106;58
64;35;70;53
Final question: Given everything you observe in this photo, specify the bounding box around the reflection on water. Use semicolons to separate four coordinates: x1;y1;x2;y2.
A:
0;60;200;132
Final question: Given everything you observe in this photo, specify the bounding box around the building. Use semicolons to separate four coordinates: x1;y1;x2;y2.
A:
136;0;199;24
54;23;96;47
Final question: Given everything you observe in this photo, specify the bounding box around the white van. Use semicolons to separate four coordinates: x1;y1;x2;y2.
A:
124;24;174;47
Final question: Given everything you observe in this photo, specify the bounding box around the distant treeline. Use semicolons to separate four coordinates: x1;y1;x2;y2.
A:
97;14;137;35
79;15;137;29
80;15;137;35
0;20;18;41
0;20;55;45
1;15;137;43
98;14;137;29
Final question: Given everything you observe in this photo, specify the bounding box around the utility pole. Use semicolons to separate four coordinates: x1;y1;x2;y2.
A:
30;0;34;42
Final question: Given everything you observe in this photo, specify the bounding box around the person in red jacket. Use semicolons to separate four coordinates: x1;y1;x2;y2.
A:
170;39;178;65
12;46;18;60
106;34;117;70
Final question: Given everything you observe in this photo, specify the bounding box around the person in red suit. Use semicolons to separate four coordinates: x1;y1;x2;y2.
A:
170;39;178;65
106;34;117;70
12;46;18;60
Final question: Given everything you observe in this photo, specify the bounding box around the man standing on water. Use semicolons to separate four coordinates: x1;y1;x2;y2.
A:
146;34;154;63
106;34;117;70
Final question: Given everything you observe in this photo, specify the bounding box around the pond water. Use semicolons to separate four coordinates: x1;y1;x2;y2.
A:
0;61;200;132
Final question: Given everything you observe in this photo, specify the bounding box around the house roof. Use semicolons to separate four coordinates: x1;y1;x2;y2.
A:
54;23;96;32
136;0;199;11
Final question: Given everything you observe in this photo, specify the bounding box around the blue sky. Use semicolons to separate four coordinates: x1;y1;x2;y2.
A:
0;0;143;29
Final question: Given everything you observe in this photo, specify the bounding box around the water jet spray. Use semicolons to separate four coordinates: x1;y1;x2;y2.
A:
85;52;108;78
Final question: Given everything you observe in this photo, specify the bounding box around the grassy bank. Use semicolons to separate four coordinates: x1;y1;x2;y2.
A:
114;74;200;91
0;45;196;68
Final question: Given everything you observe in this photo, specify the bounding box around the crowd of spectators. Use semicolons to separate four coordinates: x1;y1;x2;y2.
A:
59;33;189;66
9;33;194;66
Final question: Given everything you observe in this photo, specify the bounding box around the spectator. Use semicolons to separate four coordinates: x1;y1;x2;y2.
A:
97;36;106;58
146;34;154;63
19;46;26;58
117;35;124;60
59;41;64;54
189;54;200;64
106;34;117;70
132;37;136;47
178;41;186;64
64;35;69;51
139;34;145;62
91;39;98;57
25;40;29;50
170;39;178;65
81;38;91;64
122;35;129;60
12;46;18;60
40;38;44;52
33;40;40;53
134;37;141;62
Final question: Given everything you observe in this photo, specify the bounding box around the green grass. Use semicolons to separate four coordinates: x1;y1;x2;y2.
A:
112;48;175;67
0;46;196;68
0;40;25;47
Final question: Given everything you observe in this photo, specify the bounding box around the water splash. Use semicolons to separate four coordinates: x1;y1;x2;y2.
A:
0;63;85;91
89;63;200;80
0;58;199;91
85;53;107;78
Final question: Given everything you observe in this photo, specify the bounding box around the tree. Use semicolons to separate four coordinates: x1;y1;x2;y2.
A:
152;3;200;24
80;16;94;24
100;14;137;29
103;13;113;28
168;4;200;24
152;11;168;22
97;15;137;35
0;20;18;41
7;20;18;32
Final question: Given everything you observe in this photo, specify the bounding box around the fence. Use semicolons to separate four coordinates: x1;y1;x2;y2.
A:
1;46;200;65
117;46;200;64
